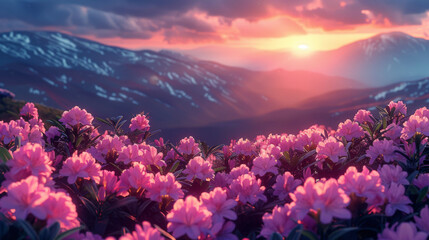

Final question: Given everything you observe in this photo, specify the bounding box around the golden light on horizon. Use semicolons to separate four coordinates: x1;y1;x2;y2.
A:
298;44;309;50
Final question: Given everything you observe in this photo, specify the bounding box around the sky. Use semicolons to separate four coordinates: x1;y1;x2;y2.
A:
0;0;429;52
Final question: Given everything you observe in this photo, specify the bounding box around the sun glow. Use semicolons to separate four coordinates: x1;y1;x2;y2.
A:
298;44;309;50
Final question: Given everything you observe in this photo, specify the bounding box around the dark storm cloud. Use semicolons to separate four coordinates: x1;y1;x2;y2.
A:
0;0;428;42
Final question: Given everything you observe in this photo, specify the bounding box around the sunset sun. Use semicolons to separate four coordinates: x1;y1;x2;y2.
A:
298;44;309;50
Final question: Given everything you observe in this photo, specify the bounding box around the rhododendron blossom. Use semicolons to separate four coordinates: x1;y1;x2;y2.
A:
167;196;212;239
97;170;119;201
414;205;429;233
59;106;94;128
5;143;53;185
279;134;296;152
316;136;346;163
119;221;164;240
260;204;297;238
41;191;79;230
0;176;50;219
401;115;429;139
232;138;255;156
338;166;385;208
366;139;399;164
383;123;403;142
183;156;214;181
141;145;165;167
295;128;323;150
118;163;153;194
336;119;364;141
388;101;407;116
378;222;427;240
200;187;237;224
354;109;373;124
230;173;267;204
129;114;150;132
20;102;39;119
177;136;200;156
146;173;184;202
378;164;409;187
59;151;101;184
117;144;143;164
273;172;302;199
290;178;351;224
251;152;277;176
385;183;413;216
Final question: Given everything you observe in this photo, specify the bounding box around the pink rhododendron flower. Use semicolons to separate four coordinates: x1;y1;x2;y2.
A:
385;183;413;216
383;123;403;142
146;173;184;202
177;136;200;156
267;134;282;146
59;106;94;128
117;163;153;196
119;221;164;240
378;164;409;187
97;170;119;201
41;191;80;230
316;136;346;163
260;204;297;238
229;164;250;180
261;144;282;160
354;109;373;124
279;134;296;152
210;221;238;240
366;139;399;164
200;187;237;224
295;128;323;150
378;222;427;240
232;138;255;156
129;114;150;132
141;145;165;167
415;107;429;119
338;166;385;208
0;120;23;144
167;196;212;239
212;172;231;188
273;172;302;199
59;151;101;184
290;178;351;224
4;143;53;185
183;156;214;181
20;102;39;119
230;173;267;204
0;176;50;219
45;126;61;144
251;152;277;176
414;173;429;189
117;144;143;165
401;115;429;139
336;119;364;141
415;205;429;233
388;101;407;116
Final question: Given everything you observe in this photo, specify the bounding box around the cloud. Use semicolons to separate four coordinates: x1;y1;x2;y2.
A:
0;0;427;44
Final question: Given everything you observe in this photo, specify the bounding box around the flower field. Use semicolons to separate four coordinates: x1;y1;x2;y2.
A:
0;101;428;240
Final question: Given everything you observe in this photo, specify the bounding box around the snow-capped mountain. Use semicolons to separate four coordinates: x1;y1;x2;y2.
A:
0;31;359;135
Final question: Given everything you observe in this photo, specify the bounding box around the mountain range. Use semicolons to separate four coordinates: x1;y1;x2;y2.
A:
182;32;429;87
0;31;428;144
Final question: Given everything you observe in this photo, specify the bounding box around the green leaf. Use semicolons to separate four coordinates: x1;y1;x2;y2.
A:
39;222;60;240
16;220;39;240
213;166;226;172
286;224;303;240
47;119;66;132
407;170;419;183
299;229;318;240
0;220;9;238
327;227;358;240
54;226;85;240
154;225;176;240
417;186;428;202
169;160;180;173
95;117;112;126
0;147;12;163
270;232;283;240
298;150;316;165
104;197;138;215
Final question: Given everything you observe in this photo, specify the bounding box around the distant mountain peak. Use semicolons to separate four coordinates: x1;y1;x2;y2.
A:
355;31;428;57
